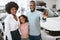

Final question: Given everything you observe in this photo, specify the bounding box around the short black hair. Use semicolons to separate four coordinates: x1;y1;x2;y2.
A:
30;1;35;3
5;2;19;14
19;15;29;24
30;1;36;5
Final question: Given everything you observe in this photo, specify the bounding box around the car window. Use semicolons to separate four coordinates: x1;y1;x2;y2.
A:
47;9;58;17
36;7;58;18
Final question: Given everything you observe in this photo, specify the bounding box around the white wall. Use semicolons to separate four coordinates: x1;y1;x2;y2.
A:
56;0;60;10
0;0;60;11
41;0;60;10
41;0;57;9
37;0;60;10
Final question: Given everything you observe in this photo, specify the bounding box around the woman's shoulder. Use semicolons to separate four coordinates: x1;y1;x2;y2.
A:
7;14;14;19
4;14;12;21
6;14;12;18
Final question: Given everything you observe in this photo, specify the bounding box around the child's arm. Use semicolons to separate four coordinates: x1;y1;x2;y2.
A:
25;23;29;35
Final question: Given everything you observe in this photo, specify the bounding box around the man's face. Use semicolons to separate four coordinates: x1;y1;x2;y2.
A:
30;2;35;12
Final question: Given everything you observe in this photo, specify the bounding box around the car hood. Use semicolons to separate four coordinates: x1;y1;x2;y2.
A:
41;16;60;31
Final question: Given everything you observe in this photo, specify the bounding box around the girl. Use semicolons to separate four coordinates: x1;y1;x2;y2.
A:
19;15;29;40
4;2;21;40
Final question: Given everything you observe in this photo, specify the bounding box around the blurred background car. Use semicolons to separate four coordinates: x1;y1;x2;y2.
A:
0;6;7;40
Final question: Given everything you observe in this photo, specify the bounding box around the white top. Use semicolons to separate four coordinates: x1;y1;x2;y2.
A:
4;14;20;40
41;17;60;31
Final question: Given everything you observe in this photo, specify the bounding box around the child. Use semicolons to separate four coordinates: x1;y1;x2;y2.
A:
19;15;29;40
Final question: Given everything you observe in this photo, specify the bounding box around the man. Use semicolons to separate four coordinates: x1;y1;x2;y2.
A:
26;1;43;40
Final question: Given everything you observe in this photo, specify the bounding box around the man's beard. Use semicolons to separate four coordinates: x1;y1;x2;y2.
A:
31;9;35;12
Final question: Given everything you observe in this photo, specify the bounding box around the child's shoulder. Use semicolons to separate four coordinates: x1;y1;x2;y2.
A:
25;22;29;24
25;22;29;25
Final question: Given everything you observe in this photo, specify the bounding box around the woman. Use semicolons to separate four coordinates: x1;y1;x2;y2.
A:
4;2;21;40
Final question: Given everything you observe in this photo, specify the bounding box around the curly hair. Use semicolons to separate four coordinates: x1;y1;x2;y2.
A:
5;2;19;14
19;15;29;24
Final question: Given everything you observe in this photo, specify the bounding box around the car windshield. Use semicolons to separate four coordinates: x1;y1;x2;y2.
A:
36;7;59;18
47;9;59;18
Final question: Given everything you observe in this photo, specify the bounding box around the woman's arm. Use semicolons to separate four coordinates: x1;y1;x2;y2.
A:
4;16;12;40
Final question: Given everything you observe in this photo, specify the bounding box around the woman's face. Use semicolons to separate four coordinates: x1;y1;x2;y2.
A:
10;7;17;15
20;16;25;24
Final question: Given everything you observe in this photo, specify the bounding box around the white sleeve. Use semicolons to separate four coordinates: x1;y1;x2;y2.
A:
4;16;12;40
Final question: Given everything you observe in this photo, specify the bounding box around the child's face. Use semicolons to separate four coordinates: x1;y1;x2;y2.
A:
20;16;25;24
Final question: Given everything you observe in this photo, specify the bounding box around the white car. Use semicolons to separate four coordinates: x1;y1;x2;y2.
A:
36;6;60;40
41;16;60;40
